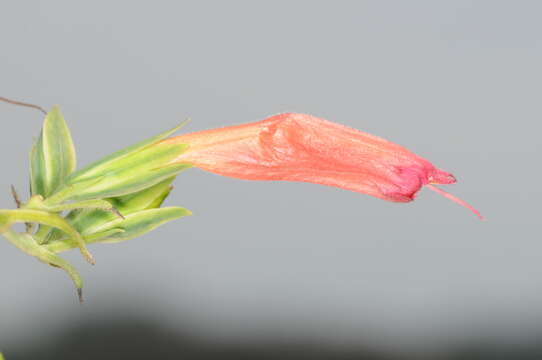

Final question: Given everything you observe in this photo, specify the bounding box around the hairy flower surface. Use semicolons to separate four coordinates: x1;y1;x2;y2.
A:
163;113;481;218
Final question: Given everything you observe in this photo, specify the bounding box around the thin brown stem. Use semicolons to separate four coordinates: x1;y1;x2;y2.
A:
11;185;33;232
10;185;22;208
110;207;126;220
0;96;47;115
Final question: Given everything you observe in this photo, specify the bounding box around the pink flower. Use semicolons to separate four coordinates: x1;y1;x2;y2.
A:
163;113;482;218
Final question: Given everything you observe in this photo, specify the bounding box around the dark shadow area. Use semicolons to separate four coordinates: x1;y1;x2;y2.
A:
7;314;542;360
6;314;397;360
446;342;542;360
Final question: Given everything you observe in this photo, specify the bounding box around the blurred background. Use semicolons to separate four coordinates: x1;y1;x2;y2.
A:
1;1;541;359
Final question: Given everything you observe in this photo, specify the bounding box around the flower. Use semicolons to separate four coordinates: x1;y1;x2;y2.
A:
163;113;482;218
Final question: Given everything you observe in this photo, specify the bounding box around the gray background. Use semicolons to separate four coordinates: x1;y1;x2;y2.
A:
1;1;540;357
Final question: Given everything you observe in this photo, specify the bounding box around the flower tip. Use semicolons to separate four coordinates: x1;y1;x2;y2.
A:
430;169;457;185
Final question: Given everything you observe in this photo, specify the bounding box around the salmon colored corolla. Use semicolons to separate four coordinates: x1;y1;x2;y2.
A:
162;113;482;219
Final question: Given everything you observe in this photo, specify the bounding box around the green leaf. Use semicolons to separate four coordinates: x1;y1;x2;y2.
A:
30;106;76;197
45;207;191;252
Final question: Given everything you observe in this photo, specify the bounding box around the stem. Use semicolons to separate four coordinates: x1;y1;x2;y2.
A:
0;96;47;114
10;185;22;208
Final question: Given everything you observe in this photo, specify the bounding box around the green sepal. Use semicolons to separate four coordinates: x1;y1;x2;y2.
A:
0;209;94;264
30;135;46;197
46;162;189;204
68;120;188;183
111;176;175;212
45;142;190;204
30;106;76;197
2;230;83;302
0;209;80;236
45;177;175;242
84;228;125;242
64;149;189;201
45;207;191;253
97;206;191;243
26;195;120;216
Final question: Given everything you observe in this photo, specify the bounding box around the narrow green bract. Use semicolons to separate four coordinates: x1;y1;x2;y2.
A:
46;207;191;252
61;146;190;201
45;176;182;244
68;120;188;182
44;122;191;204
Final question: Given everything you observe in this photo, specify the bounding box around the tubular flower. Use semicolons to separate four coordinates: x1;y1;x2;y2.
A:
163;113;482;218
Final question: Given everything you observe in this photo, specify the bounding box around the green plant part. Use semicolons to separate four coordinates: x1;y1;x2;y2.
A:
45;176;181;241
0;208;94;264
45;177;191;251
28;105;78;250
44;121;191;204
2;230;84;302
1;98;192;301
30;106;76;198
46;207;191;252
26;196;125;228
